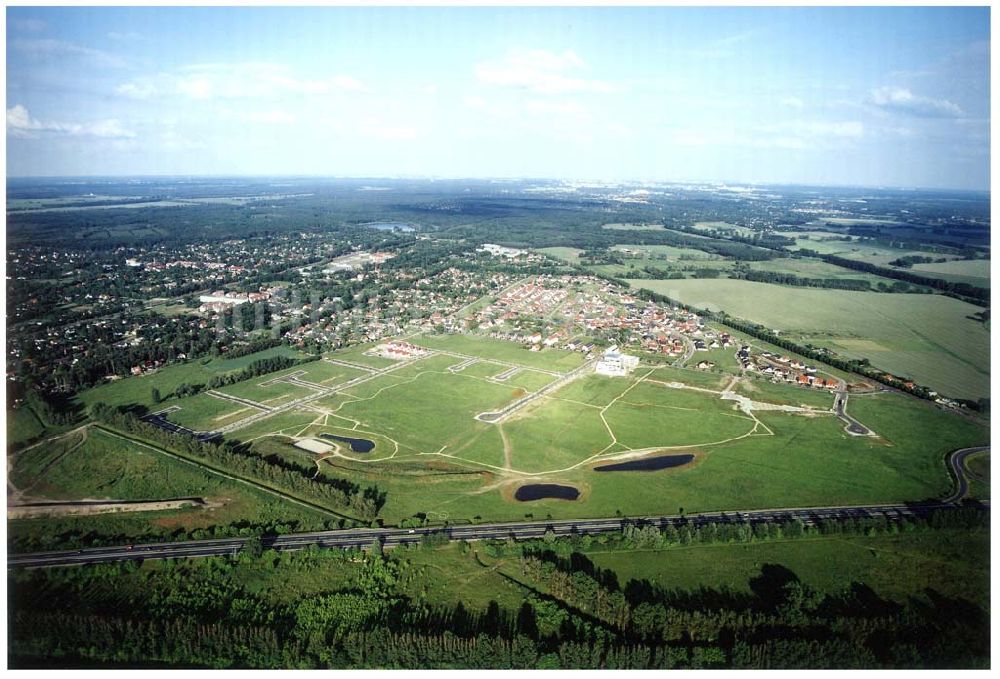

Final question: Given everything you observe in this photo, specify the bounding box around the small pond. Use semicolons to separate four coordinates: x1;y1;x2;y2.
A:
319;433;376;453
594;454;695;472
514;484;580;501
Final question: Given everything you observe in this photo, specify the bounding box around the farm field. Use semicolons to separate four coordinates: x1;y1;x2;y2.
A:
690;221;753;236
588;528;989;610
537;246;585;264
791;239;963;267
748;257;894;283
625;278;990;401
910;259;991;288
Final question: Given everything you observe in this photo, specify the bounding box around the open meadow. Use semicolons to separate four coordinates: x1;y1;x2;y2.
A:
8;426;335;552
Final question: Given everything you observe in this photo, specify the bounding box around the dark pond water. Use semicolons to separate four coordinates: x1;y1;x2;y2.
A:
514;484;580;501
594;454;695;472
320;433;376;453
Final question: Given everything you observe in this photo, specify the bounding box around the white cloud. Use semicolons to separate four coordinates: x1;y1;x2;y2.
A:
868;87;963;118
475;48;618;95
7;104;135;139
780;96;804;109
117;63;366;101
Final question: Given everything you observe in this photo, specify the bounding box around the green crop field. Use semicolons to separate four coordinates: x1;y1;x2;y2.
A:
791;239;962;267
626;278;990;401
537;246;585;263
691;221;753;236
910;259;991;288
749;257;894;283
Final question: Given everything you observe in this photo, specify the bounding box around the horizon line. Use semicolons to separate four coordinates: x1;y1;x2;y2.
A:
5;174;990;194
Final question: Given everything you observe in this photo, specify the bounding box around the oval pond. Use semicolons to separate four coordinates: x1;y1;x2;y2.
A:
514;484;580;502
319;433;376;453
594;454;695;472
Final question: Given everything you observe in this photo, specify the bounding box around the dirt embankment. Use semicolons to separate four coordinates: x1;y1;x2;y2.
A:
8;498;205;519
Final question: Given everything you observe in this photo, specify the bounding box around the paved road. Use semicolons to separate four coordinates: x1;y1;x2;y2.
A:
834;391;874;436
9;494;986;570
475;359;596;423
943;446;990;503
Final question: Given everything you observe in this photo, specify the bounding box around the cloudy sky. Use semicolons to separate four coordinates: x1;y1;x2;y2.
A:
5;6;990;189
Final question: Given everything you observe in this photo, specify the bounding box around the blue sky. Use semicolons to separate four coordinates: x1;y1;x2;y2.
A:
5;6;991;189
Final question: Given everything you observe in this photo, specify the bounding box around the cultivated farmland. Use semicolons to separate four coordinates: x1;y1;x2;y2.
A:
626;278;990;401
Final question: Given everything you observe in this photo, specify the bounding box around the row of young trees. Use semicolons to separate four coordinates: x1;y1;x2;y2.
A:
89;405;383;520
206;354;316;390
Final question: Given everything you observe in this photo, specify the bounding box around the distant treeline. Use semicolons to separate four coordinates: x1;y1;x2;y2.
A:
820;255;988;305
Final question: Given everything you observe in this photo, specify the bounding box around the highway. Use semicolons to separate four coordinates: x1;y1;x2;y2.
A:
8;495;986;570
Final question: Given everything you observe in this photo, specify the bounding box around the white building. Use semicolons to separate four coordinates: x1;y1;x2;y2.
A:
479;243;524;258
595;345;639;377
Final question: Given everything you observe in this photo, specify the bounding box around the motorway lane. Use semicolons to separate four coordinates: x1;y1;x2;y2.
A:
9;497;985;569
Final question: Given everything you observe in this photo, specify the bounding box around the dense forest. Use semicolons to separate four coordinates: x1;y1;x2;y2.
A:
8;508;989;669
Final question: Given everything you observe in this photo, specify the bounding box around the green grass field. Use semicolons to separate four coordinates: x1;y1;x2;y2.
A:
588;528;989;610
207;346;311;372
736;378;835;409
8;427;335;552
161;393;254;431
410;333;586;372
324;343;400;369
626;278;990;401
7;407;46;447
74;346;316;412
